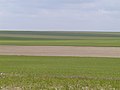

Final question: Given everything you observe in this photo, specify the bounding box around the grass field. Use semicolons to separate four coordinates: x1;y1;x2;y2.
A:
0;56;120;89
0;31;120;46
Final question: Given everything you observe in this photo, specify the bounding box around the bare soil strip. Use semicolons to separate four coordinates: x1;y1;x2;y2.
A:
0;46;120;58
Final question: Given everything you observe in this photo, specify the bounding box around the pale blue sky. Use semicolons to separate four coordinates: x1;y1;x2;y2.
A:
0;0;120;31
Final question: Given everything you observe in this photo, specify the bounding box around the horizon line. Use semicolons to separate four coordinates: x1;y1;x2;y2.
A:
0;29;120;32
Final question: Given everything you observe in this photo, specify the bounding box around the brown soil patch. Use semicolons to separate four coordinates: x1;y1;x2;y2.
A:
0;46;120;58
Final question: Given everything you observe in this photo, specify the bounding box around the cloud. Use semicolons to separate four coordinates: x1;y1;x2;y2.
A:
0;0;120;31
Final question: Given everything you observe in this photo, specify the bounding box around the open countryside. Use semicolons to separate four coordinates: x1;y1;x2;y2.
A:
0;31;120;90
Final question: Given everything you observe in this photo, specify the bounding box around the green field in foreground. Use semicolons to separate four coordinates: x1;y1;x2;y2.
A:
0;31;120;46
0;56;120;89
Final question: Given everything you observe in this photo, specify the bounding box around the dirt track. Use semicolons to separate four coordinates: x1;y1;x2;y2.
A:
0;46;120;58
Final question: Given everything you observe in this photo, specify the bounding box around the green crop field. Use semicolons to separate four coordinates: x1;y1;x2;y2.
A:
0;31;120;46
0;31;120;90
0;56;120;89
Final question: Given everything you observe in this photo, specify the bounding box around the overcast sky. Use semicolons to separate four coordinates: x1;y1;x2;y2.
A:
0;0;120;31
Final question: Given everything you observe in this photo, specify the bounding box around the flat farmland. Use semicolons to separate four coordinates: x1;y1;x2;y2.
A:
0;46;120;58
0;31;120;90
0;31;120;46
0;56;120;89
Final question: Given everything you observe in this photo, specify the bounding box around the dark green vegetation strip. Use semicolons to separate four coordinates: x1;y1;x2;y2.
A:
0;56;120;89
0;31;120;46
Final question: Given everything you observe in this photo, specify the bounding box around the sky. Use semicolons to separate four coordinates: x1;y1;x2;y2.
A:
0;0;120;31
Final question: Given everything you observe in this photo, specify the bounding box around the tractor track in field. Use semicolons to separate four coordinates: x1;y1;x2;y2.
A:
0;46;120;58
